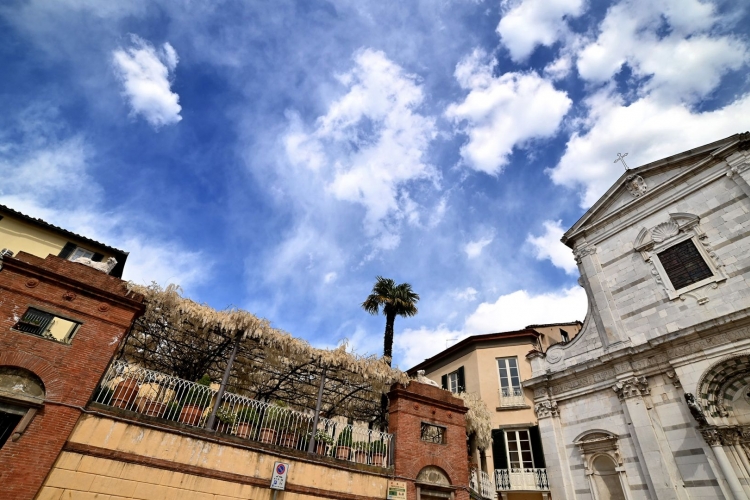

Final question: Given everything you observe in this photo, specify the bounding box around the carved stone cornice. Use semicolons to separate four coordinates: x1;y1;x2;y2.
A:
573;244;596;264
701;428;722;446
534;400;559;419
701;426;742;446
719;427;740;446
612;376;650;400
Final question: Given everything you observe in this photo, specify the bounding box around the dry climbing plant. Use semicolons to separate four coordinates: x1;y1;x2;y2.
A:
122;282;486;440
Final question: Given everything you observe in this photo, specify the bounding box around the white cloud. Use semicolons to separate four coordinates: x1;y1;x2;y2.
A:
550;91;750;207
0;128;205;291
527;220;577;273
394;325;464;368
324;272;338;283
464;235;493;259
497;0;585;62
453;287;478;301
576;0;747;103
395;285;588;368
284;49;438;249
112;35;182;128
446;50;572;174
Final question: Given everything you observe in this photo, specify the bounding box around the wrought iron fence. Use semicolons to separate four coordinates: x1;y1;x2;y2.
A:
497;387;525;407
494;468;549;490
93;360;393;468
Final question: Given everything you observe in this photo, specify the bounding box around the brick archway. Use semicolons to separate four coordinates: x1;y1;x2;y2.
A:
0;352;63;401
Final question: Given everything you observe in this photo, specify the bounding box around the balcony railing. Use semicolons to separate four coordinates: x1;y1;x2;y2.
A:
497;387;525;407
470;470;494;499
93;361;393;468
495;468;549;491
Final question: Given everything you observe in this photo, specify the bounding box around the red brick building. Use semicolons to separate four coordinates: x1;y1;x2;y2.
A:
0;252;143;499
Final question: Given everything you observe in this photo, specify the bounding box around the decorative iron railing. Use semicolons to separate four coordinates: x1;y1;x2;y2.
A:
494;468;549;490
498;387;525;407
93;361;393;468
469;470;494;499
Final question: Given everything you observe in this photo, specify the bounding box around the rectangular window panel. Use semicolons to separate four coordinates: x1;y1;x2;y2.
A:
13;308;79;343
497;357;521;397
657;239;713;290
505;429;534;469
448;372;459;393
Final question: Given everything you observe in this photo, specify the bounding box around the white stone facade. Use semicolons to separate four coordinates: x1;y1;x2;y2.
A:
526;133;750;500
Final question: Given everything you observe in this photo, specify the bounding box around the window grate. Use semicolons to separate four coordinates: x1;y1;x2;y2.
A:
421;423;446;444
14;309;54;336
657;239;713;290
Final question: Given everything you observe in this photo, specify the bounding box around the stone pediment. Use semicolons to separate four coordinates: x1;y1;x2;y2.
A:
563;133;747;247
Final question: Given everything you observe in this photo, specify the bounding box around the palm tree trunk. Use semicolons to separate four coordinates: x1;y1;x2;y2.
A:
383;310;396;366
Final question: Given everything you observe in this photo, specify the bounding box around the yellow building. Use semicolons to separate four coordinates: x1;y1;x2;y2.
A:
0;204;128;278
408;322;581;500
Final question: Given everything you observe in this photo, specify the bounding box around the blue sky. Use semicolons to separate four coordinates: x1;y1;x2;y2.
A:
2;0;749;368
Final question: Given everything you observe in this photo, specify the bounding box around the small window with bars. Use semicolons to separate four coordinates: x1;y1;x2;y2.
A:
420;423;446;444
13;308;80;343
657;239;713;290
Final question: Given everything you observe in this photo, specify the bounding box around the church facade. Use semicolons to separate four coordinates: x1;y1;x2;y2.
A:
526;133;750;500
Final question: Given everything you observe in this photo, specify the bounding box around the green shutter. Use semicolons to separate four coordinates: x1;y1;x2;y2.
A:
529;425;546;468
441;374;448;390
58;242;77;259
457;366;465;392
91;253;104;262
491;429;508;470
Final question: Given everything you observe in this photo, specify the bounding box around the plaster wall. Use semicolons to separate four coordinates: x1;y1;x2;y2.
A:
0;214;114;262
36;414;391;500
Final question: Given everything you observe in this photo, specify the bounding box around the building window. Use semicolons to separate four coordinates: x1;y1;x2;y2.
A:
13;308;80;343
506;429;534;469
420;423;446;444
657;239;713;290
560;329;569;343
58;242;103;262
441;367;465;394
493;427;548;490
497;357;522;402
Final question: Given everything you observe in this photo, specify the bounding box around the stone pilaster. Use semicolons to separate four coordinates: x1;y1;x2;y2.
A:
574;242;627;347
614;376;688;500
534;398;574;500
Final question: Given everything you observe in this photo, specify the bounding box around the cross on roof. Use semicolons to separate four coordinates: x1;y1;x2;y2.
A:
614;152;629;170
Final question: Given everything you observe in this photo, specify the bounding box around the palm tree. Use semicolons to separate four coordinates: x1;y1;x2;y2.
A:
362;276;420;366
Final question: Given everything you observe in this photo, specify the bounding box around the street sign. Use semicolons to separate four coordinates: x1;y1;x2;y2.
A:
270;461;289;491
387;480;407;500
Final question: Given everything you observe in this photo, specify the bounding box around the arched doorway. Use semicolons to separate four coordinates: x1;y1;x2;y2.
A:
0;366;45;448
416;466;454;500
692;354;750;499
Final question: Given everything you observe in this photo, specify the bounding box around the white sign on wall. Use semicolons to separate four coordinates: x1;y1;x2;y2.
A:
270;461;289;491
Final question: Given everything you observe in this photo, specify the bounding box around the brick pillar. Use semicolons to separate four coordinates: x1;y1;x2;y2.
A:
0;253;144;499
388;381;470;500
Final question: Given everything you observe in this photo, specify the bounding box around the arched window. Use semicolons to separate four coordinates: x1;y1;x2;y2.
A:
0;367;45;448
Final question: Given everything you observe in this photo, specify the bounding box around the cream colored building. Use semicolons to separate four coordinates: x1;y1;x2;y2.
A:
0;204;128;278
408;322;582;500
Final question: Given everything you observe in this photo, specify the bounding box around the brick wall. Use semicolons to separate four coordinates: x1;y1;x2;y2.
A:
388;382;471;500
0;252;143;499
